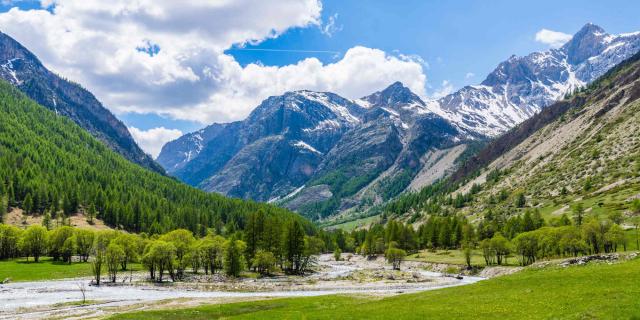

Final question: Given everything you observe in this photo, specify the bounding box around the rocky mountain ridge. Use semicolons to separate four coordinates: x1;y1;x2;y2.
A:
0;31;164;173
158;23;640;222
430;23;640;136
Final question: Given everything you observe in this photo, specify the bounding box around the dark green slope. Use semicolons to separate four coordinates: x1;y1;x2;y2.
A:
0;81;310;234
0;31;164;174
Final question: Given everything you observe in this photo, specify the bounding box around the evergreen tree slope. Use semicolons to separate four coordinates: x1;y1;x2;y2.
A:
0;80;309;234
0;31;163;174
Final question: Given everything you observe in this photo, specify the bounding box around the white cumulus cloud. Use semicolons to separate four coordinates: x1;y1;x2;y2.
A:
535;28;572;48
0;0;428;126
128;126;183;158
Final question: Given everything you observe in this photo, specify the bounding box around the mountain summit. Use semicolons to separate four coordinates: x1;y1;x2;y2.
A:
431;23;640;136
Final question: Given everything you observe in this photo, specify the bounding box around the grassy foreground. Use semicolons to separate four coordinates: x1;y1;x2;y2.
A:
0;257;142;281
111;258;640;319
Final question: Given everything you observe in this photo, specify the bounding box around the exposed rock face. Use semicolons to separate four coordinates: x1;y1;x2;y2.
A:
432;23;640;136
158;23;640;221
0;31;163;173
156;122;231;173
159;82;467;219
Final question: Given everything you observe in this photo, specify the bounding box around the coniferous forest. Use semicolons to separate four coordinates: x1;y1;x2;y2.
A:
0;81;311;236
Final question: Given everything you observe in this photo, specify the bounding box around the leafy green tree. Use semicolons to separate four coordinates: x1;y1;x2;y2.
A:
185;242;202;274
143;240;177;282
513;232;538;266
114;233;140;270
0;195;7;217
199;235;225;274
75;229;95;262
42;212;52;230
160;229;195;279
20;225;48;262
607;211;624;225
605;224;625;252
61;236;76;264
559;213;572;226
251;250;276;276
582;218;605;254
490;233;511;265
49;226;74;261
462;243;473;268
106;243;125;282
244;210;266;260
301;236;325;272
385;243;406;270
0;224;22;259
631;216;640;251
86;203;97;225
22;193;34;215
90;231;114;285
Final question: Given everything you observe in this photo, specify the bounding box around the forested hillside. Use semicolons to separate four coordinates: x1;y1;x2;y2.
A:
0;81;310;235
0;31;164;173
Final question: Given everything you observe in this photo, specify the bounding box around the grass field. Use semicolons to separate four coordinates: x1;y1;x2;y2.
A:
328;215;380;231
110;257;640;319
0;257;142;282
407;236;639;267
406;248;520;266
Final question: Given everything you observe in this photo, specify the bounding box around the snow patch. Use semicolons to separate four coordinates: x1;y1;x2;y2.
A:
296;91;360;124
1;58;22;85
293;140;322;155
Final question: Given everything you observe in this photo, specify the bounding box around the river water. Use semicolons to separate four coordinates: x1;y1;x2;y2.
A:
0;257;485;319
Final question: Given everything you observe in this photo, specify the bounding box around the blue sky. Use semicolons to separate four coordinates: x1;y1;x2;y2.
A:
229;0;640;95
0;0;639;156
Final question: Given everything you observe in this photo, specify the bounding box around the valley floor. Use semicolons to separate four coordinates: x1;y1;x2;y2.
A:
109;253;640;320
0;254;484;319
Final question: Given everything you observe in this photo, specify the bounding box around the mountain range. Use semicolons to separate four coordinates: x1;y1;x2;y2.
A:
431;23;640;136
387;48;640;228
158;24;640;222
0;31;164;174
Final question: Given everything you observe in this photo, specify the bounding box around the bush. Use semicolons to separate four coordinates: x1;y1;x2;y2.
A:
385;246;406;270
333;248;342;261
251;250;276;276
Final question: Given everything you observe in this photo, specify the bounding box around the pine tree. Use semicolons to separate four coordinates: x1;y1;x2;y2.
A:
515;192;526;208
223;238;246;277
23;193;34;215
283;220;305;273
42;211;52;230
87;203;97;225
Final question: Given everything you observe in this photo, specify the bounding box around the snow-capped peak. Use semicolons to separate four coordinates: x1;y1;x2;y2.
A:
294;90;361;124
431;23;640;137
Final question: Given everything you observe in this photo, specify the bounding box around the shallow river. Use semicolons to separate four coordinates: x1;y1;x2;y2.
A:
0;259;485;319
0;272;483;311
